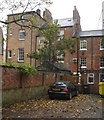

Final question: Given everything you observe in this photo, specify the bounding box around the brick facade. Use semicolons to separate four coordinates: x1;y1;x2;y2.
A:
6;9;52;66
69;36;104;73
1;66;61;89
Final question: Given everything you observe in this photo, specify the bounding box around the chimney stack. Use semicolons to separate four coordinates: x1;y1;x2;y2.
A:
36;9;41;16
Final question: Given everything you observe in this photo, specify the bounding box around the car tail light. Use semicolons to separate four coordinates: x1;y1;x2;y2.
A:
63;87;68;92
48;86;52;91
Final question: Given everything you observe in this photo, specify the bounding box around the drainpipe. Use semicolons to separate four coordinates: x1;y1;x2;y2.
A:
91;37;94;70
35;35;40;67
30;28;33;66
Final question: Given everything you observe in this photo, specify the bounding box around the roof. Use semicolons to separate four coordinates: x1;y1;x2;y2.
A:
55;18;74;28
7;10;46;21
78;30;104;37
37;61;72;74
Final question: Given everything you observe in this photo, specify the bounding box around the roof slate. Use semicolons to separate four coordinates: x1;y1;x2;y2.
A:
55;18;74;27
79;30;104;37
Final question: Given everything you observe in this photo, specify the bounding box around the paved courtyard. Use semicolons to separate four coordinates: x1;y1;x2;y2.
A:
2;94;104;119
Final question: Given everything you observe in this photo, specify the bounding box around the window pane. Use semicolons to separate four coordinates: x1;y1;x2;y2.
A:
80;58;87;67
87;73;94;84
8;50;12;58
57;51;64;63
19;30;25;40
100;38;104;50
18;48;24;62
99;74;104;82
100;57;104;67
80;39;87;50
89;77;93;82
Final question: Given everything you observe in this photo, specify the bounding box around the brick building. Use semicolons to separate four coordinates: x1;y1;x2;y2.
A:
54;6;81;68
6;9;52;66
68;30;104;94
6;6;81;65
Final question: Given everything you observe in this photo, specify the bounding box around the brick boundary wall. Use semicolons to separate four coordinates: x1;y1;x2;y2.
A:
1;66;61;89
1;66;100;94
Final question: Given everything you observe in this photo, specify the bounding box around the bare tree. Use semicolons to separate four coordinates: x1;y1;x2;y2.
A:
0;0;52;38
0;0;52;25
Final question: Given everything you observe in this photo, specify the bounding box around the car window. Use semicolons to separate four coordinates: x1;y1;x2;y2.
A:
54;82;66;86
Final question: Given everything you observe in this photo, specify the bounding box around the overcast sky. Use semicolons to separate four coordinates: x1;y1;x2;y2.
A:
49;0;104;31
0;0;104;31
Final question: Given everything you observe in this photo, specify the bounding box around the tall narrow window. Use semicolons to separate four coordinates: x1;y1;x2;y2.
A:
57;51;64;63
87;73;94;84
80;57;87;68
100;57;104;68
58;30;64;41
80;39;87;50
8;50;12;58
18;48;24;62
19;29;25;40
9;28;14;36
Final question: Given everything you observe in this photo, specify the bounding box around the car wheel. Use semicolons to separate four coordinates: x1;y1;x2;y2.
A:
69;93;72;99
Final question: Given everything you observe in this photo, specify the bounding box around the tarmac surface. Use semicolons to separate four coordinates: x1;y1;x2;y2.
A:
2;94;104;119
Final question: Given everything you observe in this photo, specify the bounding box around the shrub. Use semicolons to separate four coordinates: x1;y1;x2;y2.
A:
19;64;37;75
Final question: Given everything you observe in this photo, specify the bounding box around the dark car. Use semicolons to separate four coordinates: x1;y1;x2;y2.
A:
48;81;78;99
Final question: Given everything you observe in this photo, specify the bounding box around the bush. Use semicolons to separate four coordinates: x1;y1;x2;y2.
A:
19;64;37;75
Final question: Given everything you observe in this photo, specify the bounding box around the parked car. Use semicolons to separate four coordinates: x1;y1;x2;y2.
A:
48;81;78;99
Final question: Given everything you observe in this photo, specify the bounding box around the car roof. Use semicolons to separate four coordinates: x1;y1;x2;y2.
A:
53;81;71;85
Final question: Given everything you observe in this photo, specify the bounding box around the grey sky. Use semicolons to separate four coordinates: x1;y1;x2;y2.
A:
49;0;104;31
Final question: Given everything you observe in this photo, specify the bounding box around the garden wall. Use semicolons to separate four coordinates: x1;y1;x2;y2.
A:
1;66;60;89
1;66;66;105
2;86;48;106
1;66;100;105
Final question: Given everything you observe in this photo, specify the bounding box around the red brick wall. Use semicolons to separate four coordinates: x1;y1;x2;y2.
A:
2;66;60;89
1;66;100;94
2;66;21;89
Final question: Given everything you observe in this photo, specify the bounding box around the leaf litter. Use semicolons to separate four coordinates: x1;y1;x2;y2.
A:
2;94;103;118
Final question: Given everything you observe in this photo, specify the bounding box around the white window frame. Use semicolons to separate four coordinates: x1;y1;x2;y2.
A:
80;39;87;50
18;48;24;62
57;51;64;63
58;30;64;41
57;54;64;63
87;73;94;84
100;57;104;69
19;29;25;40
80;58;87;68
36;36;45;50
100;38;104;50
8;50;12;58
9;28;14;36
